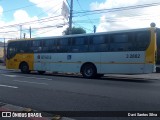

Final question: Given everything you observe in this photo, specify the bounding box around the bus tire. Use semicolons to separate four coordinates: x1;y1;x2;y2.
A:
81;63;97;79
20;62;30;74
156;67;160;73
38;71;46;75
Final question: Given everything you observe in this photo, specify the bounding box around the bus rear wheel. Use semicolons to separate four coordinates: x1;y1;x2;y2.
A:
38;71;46;75
20;63;30;74
81;64;97;79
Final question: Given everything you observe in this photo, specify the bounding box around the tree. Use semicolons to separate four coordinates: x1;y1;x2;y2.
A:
63;27;86;35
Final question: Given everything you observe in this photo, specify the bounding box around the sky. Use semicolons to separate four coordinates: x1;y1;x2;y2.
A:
0;0;160;41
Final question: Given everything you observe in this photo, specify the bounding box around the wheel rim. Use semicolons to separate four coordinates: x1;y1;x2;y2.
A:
84;66;94;77
22;65;28;72
22;66;28;72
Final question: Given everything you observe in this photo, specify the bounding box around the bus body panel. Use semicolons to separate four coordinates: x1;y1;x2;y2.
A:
34;53;101;73
100;51;145;74
33;51;154;74
6;54;34;70
145;28;157;64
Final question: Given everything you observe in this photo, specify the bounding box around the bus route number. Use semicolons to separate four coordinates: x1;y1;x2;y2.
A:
126;54;140;58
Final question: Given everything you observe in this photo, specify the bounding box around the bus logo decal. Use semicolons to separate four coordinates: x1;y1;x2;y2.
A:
67;55;72;60
40;55;52;59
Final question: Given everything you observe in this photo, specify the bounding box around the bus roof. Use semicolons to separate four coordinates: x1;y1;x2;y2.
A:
8;27;153;43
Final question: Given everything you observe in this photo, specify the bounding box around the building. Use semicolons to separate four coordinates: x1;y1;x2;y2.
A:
0;42;7;62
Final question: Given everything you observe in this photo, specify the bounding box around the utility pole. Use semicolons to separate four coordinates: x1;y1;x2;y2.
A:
20;25;22;39
69;0;73;35
23;33;26;39
3;38;6;65
29;26;31;38
93;25;96;33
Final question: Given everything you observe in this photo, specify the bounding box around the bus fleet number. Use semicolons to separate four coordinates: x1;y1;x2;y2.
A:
126;54;140;58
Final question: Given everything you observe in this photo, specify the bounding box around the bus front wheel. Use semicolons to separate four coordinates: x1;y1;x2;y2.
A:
20;63;30;74
81;64;97;79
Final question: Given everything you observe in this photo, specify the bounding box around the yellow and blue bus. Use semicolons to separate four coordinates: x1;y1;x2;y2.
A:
6;24;157;78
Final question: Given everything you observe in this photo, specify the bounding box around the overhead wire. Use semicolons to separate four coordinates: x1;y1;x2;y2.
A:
36;1;62;17
73;2;160;15
2;2;159;29
73;13;160;23
2;2;160;37
0;1;64;30
0;0;53;14
66;0;71;8
32;25;63;37
76;0;94;26
0;15;62;29
72;2;160;30
0;1;67;38
73;23;93;32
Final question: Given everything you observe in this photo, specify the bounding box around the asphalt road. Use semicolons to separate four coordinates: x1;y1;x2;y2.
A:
0;70;160;120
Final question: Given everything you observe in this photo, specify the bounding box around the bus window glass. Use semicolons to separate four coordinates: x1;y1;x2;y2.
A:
110;34;132;51
89;35;108;52
7;42;18;59
71;37;88;52
15;41;29;53
111;34;128;43
58;38;68;45
43;39;56;53
31;40;42;53
25;41;33;53
135;31;150;51
74;37;86;45
33;40;41;47
93;36;106;44
57;38;69;52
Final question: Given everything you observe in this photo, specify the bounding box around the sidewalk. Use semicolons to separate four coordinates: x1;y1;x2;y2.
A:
105;73;160;80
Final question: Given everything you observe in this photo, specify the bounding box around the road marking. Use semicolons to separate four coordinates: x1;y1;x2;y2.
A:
0;74;52;80
12;80;48;85
22;76;52;81
0;84;18;89
1;74;17;77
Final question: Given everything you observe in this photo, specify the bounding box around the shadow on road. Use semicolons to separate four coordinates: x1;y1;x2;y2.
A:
10;70;156;84
100;77;154;83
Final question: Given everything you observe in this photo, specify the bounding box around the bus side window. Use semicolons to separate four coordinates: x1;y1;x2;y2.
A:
26;41;33;53
109;33;131;51
135;31;150;51
57;38;69;53
31;40;42;53
71;37;88;52
17;41;28;53
89;35;108;52
43;39;56;53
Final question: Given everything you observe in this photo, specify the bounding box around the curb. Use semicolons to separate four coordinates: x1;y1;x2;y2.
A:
0;102;75;120
104;74;160;80
104;76;156;80
0;66;19;72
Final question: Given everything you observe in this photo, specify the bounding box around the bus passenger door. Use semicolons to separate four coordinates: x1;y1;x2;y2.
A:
34;54;52;71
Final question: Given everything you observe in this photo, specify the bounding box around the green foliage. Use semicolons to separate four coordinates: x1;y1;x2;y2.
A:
63;27;86;35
